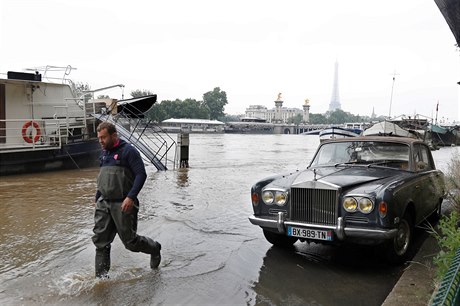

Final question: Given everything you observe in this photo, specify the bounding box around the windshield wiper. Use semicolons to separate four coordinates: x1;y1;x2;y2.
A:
334;161;363;167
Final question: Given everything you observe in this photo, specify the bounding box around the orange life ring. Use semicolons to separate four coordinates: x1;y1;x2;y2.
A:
22;121;41;143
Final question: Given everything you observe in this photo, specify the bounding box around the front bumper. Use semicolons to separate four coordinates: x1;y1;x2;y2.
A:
248;212;397;241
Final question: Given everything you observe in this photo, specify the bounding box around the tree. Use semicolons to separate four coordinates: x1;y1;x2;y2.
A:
203;87;228;120
309;113;327;124
287;114;303;125
220;114;241;122
326;109;348;124
146;98;210;123
131;89;155;98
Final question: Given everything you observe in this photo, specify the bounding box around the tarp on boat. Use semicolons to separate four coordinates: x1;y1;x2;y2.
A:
434;0;460;46
362;121;417;138
116;95;157;118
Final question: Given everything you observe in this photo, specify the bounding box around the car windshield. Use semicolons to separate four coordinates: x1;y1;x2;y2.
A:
310;141;410;168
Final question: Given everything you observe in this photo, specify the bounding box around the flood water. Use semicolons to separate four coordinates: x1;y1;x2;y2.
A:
0;134;458;306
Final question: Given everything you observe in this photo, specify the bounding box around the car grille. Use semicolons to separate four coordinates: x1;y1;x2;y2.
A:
290;187;338;225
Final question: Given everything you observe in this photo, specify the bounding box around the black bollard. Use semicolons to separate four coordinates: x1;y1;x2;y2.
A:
178;133;189;168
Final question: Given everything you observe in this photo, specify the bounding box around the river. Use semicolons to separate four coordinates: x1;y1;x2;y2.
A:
0;134;458;305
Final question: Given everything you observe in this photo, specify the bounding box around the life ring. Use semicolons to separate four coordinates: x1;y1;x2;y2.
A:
22;121;41;143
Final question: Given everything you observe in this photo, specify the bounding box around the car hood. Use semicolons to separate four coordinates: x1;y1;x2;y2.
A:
264;166;403;190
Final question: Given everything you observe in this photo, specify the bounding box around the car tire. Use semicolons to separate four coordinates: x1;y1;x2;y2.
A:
263;229;298;248
384;212;413;264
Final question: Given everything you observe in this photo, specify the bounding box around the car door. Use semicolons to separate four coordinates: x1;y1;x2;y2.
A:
413;143;438;221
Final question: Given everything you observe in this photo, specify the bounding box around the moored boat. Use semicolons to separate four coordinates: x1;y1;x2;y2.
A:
319;126;361;142
0;65;174;175
362;121;419;138
428;123;460;147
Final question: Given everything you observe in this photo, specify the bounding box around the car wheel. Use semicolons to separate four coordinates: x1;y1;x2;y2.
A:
385;212;413;264
263;229;298;248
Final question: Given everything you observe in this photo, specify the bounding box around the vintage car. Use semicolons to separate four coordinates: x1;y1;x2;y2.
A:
249;136;446;263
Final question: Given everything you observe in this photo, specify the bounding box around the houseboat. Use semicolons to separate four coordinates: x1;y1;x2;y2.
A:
0;66;125;175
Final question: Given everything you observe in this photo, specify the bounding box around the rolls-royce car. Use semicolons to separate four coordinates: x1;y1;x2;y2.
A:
249;136;446;263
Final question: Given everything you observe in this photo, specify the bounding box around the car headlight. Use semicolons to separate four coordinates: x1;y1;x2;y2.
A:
274;191;287;206
343;197;358;212
262;191;274;204
262;190;288;206
358;197;374;214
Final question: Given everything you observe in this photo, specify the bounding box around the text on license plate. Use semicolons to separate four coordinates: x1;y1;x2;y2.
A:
287;226;333;241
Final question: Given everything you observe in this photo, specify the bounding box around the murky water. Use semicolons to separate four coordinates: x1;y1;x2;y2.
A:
0;134;458;305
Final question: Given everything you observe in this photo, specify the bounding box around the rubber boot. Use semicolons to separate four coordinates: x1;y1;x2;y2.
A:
147;238;161;269
95;245;111;278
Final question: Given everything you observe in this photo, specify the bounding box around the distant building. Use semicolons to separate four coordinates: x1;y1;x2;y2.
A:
329;60;341;111
244;94;310;124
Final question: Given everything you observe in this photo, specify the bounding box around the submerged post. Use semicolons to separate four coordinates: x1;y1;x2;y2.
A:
177;133;189;168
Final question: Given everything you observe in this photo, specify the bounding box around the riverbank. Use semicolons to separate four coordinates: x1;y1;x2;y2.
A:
382;235;439;306
383;197;457;306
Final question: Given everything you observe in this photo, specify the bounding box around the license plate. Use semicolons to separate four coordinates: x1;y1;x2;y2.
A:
287;226;333;241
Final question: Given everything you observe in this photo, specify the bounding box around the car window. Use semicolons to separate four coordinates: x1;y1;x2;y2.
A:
310;141;410;167
414;144;434;171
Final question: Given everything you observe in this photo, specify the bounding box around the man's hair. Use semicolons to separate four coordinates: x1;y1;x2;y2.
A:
97;121;117;135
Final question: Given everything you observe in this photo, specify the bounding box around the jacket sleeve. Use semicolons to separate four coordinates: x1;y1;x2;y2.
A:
125;146;147;200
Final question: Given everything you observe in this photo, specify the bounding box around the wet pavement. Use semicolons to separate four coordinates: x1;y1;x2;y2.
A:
0;134;457;305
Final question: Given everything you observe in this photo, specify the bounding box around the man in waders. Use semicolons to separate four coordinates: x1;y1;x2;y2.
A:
92;121;161;278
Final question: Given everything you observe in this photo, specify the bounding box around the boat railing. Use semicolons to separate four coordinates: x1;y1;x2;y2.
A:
0;119;63;153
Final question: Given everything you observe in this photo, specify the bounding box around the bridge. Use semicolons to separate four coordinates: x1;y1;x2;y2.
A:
273;123;329;135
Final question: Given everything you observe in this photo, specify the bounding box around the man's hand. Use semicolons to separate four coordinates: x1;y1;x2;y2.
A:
121;197;135;212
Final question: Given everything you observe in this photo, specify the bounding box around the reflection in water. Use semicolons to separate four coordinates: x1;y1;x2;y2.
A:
253;245;399;306
0;135;456;305
176;168;189;187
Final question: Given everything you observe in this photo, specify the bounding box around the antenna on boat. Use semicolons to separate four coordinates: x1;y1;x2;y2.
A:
388;70;399;119
435;101;439;125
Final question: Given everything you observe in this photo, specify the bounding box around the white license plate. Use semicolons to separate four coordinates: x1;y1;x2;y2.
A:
287;226;333;241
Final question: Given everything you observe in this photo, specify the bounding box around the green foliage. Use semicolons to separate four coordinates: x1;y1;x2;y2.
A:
203;87;228;120
431;152;460;279
219;114;241;122
308;110;372;125
324;109;372;124
309;113;327;124
432;212;460;278
287;114;304;125
131;89;154;98
146;98;210;122
445;151;460;212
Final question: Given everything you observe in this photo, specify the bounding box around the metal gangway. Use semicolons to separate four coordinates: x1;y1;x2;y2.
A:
91;96;176;171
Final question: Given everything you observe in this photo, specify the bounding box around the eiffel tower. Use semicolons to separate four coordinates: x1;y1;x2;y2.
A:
328;60;341;111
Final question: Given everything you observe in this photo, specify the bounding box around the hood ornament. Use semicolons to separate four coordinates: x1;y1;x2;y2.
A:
313;168;317;181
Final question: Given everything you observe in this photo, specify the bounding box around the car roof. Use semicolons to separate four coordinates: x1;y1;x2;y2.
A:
321;136;424;145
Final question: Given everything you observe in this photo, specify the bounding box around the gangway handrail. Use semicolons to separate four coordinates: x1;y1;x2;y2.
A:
92;113;175;171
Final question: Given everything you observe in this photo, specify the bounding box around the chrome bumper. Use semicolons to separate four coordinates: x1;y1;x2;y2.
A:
248;212;397;241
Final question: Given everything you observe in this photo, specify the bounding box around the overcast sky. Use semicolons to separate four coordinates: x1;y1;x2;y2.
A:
1;0;459;122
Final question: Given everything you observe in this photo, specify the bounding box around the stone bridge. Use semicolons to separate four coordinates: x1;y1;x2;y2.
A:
274;123;328;134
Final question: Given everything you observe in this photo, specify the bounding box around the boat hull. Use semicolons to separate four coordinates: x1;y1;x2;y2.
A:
0;140;101;175
319;127;360;142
